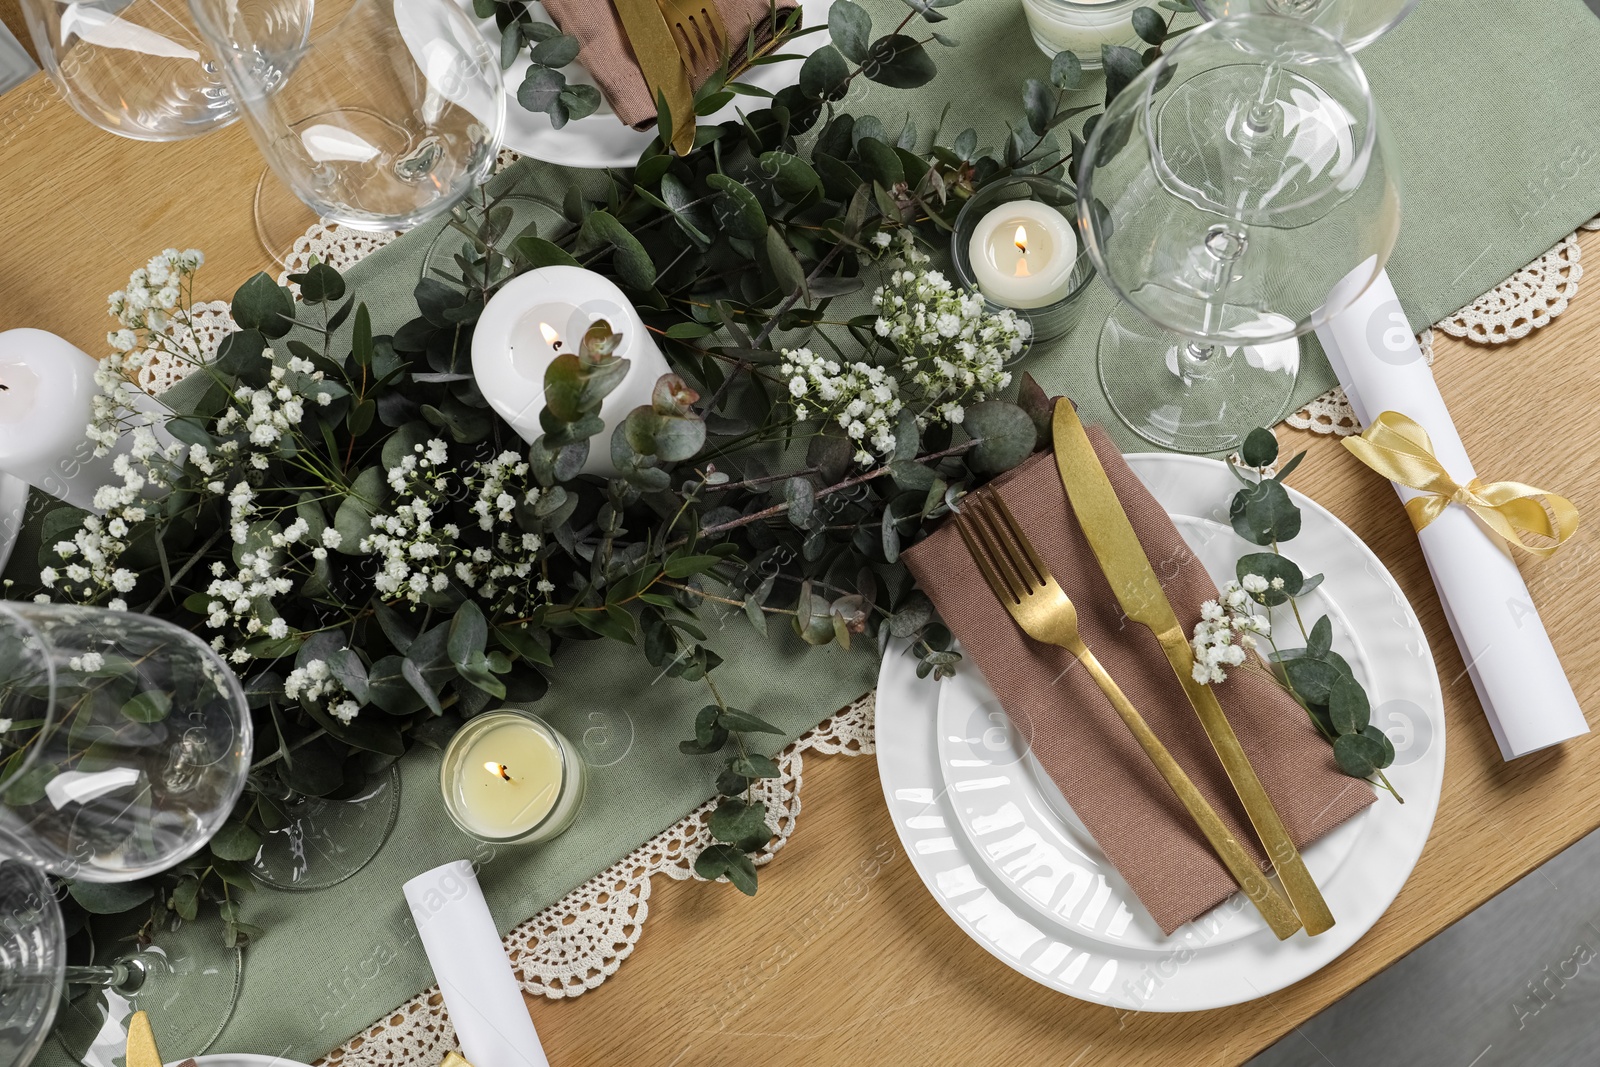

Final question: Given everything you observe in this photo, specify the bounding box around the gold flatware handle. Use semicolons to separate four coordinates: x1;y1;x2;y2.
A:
126;1011;163;1067
611;0;697;154
1050;398;1332;935
1165;637;1336;935
1070;642;1304;940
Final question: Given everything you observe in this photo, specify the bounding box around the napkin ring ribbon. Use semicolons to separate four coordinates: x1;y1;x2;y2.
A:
1343;411;1578;559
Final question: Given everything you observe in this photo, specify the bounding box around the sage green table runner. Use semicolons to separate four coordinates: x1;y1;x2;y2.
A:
25;0;1600;1063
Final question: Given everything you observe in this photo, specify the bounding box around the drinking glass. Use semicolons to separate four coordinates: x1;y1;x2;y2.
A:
190;0;506;242
1192;0;1418;52
1076;13;1400;453
0;861;63;1067
0;603;252;882
0;859;242;1067
16;0;309;140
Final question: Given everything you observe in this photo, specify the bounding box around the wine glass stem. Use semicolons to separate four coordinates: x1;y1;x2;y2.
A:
1245;62;1285;137
63;956;147;995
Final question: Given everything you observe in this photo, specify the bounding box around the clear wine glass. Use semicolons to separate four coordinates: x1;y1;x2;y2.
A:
1191;0;1418;52
189;0;506;252
0;859;242;1067
0;861;64;1067
0;603;252;883
53;917;243;1067
1076;13;1400;453
16;0;310;141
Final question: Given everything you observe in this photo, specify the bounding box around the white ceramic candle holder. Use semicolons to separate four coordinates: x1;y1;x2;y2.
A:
472;266;673;477
0;329;173;513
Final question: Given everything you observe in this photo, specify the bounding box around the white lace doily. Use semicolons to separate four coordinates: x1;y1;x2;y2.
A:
318;694;876;1067
1287;214;1599;436
1436;231;1583;345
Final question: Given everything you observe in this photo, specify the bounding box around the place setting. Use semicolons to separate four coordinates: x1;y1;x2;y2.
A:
0;0;1593;1063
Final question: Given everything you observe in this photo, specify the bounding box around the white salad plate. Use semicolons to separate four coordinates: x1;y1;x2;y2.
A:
877;452;1445;1011
465;0;836;171
171;1056;315;1067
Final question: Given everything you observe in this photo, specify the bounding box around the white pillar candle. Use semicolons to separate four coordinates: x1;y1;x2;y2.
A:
403;860;552;1067
439;710;586;843
966;201;1080;309
472;266;674;477
1021;0;1141;61
0;329;171;513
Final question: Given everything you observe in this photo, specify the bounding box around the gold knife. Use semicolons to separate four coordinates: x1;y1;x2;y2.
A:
126;1011;163;1067
611;0;698;155
1051;399;1335;936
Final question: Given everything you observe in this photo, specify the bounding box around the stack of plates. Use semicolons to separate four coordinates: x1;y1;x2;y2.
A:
876;453;1446;1010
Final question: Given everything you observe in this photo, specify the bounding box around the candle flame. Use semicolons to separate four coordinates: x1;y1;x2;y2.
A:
1014;226;1029;254
484;761;512;781
539;322;561;350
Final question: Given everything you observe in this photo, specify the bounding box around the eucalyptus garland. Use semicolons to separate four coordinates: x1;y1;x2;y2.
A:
14;0;1200;943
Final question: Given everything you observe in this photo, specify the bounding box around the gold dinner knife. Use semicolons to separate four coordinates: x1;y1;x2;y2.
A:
125;1011;163;1067
1051;399;1335;936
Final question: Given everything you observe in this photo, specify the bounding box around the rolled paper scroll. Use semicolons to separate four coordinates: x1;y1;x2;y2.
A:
1315;267;1588;759
404;861;551;1067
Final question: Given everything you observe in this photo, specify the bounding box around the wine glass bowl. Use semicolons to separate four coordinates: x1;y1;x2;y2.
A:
1191;0;1418;51
0;604;252;883
16;0;310;141
190;0;507;232
1076;13;1400;452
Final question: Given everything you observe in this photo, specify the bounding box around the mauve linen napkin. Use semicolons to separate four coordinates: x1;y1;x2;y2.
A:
540;0;801;129
901;430;1374;934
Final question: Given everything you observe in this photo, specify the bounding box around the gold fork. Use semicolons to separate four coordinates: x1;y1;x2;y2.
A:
956;491;1303;940
654;0;728;83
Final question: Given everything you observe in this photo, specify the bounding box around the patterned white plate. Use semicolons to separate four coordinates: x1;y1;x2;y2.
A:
465;0;835;171
877;452;1445;1011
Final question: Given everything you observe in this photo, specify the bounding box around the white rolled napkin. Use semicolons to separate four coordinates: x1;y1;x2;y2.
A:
1315;267;1588;759
404;861;551;1067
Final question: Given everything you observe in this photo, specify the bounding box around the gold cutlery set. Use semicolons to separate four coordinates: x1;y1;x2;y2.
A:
955;399;1333;939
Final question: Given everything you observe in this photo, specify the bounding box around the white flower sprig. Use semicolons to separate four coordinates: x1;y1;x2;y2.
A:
1190;579;1271;684
361;440;462;605
777;238;1029;467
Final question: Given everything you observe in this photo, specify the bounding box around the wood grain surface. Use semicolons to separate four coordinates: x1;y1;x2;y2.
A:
2;71;1595;1066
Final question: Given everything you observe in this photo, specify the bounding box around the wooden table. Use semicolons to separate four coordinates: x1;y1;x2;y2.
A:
3;70;1598;1067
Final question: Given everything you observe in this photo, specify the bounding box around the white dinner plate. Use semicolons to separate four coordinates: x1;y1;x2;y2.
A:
877;452;1445;1011
465;0;835;171
0;474;29;575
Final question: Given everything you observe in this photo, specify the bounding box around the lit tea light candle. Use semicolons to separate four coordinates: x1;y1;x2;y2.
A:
1021;0;1142;62
440;709;586;843
966;201;1080;309
472;266;674;478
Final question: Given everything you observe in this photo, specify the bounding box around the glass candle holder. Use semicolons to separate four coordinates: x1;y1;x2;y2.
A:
440;710;586;844
1020;0;1144;64
952;175;1095;345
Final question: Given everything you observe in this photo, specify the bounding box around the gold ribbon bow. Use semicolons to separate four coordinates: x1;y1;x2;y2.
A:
1342;411;1578;558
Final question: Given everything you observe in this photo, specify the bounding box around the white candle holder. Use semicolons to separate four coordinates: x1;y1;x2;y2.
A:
0;329;173;513
472;266;674;477
1020;0;1144;64
951;176;1095;344
439;709;586;845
